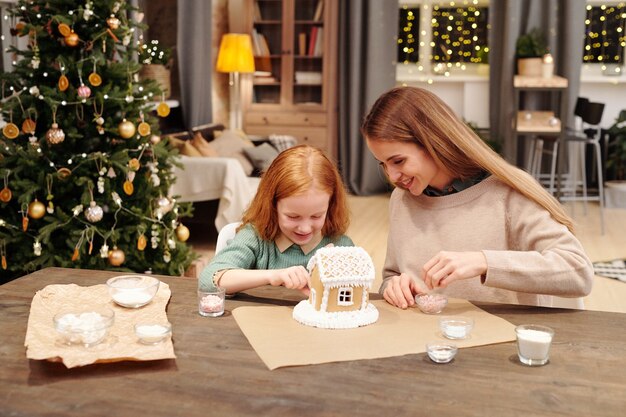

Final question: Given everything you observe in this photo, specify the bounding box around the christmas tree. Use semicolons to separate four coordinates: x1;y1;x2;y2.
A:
0;0;196;283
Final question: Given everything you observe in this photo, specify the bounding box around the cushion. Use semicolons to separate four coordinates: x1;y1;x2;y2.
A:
191;123;225;141
243;142;279;172
206;129;254;175
190;132;218;157
269;134;298;152
166;133;203;157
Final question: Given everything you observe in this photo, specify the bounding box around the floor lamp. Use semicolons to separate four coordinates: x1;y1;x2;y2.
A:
216;33;255;131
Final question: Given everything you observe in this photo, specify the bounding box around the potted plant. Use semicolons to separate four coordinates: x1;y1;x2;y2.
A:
138;40;173;98
476;46;489;76
605;110;626;208
515;28;548;76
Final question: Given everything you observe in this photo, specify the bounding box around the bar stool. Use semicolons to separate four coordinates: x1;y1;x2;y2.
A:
562;98;605;234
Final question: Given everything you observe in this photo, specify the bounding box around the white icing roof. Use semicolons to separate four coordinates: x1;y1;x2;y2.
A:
307;246;375;287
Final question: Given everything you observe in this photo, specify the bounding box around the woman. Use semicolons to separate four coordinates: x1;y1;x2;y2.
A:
361;86;593;309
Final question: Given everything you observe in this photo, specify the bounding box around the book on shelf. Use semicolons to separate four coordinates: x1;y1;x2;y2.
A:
253;76;278;85
298;33;307;56
313;27;323;56
252;29;271;56
295;71;322;85
313;0;324;21
253;2;262;21
308;26;318;56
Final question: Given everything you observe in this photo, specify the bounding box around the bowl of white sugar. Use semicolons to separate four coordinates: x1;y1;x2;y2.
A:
106;275;160;308
134;322;172;345
54;306;115;347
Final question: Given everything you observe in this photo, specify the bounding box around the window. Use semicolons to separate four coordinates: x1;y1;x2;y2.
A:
398;0;489;76
337;287;353;306
583;2;626;64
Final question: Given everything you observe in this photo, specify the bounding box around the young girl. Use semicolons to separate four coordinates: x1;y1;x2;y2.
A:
198;145;354;294
361;86;593;309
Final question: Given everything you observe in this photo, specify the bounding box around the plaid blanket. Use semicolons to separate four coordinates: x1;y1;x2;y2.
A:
593;259;626;282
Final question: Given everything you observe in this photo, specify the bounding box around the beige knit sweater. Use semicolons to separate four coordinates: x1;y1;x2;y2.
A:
382;176;594;307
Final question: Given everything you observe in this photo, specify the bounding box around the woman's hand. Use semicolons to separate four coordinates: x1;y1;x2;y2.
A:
269;266;310;294
383;273;428;309
422;251;487;290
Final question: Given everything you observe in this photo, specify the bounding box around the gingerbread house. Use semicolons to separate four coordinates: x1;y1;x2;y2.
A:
292;246;379;329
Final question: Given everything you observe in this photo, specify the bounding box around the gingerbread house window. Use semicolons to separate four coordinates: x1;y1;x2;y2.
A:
337;287;353;306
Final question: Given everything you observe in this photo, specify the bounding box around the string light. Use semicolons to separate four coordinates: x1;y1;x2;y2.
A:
583;3;626;63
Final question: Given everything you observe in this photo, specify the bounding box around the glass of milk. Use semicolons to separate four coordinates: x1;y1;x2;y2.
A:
515;324;555;366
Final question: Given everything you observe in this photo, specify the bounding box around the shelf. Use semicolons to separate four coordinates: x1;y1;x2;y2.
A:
514;75;568;89
516;111;561;134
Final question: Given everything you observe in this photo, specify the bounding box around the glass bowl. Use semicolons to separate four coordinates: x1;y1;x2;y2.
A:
426;342;458;363
53;306;115;347
414;293;448;314
134;322;172;345
106;275;160;308
440;316;474;340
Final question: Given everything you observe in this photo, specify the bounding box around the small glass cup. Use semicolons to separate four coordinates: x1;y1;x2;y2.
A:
440;316;474;340
198;287;226;317
426;342;458;364
515;324;554;366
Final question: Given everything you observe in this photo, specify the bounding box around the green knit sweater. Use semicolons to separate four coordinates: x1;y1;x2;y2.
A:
198;224;354;291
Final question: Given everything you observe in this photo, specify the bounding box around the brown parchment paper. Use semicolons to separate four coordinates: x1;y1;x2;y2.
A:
25;282;176;368
233;298;516;370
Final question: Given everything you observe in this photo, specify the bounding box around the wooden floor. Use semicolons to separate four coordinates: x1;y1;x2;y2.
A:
188;195;626;314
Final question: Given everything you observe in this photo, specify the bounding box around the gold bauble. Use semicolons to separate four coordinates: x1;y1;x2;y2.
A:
45;123;65;145
118;119;136;139
176;224;190;242
128;158;140;171
28;200;46;219
108;247;125;266
64;32;79;47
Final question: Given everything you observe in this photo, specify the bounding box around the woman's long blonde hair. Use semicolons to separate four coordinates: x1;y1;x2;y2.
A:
241;144;350;240
361;86;574;233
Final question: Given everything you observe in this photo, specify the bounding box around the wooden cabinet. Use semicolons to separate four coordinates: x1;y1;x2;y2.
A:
229;0;338;158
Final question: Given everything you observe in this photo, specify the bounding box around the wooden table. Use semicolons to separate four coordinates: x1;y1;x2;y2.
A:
1;268;625;417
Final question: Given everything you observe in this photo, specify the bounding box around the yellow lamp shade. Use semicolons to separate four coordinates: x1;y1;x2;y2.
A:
216;33;255;73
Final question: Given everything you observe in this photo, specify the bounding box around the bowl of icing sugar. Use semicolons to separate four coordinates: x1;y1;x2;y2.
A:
54;306;115;347
107;275;160;308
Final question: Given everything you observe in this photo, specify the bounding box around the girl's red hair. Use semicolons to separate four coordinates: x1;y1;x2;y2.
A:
241;145;350;240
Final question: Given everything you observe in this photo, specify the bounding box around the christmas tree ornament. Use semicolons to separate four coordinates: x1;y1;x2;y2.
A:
128;158;140;171
46;175;55;213
22;118;36;134
137;121;151;136
123;178;134;195
45;123;65;145
29;86;40;96
163;250;171;263
108;246;125;266
107;167;116;178
77;84;91;98
57;167;72;180
150;135;161;144
20;204;29;231
118;119;136;138
100;242;109;258
2;122;19;139
88;72;102;86
64;31;79;47
0;241;6;270
0;187;12;203
57;23;71;37
137;233;147;251
58;74;69;91
154;196;173;215
156;100;170;117
28;199;46;219
84;200;104;222
107;15;120;30
176;224;190;242
33;240;42;256
72;247;80;261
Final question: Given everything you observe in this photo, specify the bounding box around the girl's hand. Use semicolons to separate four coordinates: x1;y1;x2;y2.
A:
382;273;427;309
422;251;487;290
269;266;310;292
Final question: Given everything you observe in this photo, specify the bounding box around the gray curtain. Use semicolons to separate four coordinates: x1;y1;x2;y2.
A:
337;0;398;195
489;0;586;163
177;0;213;128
